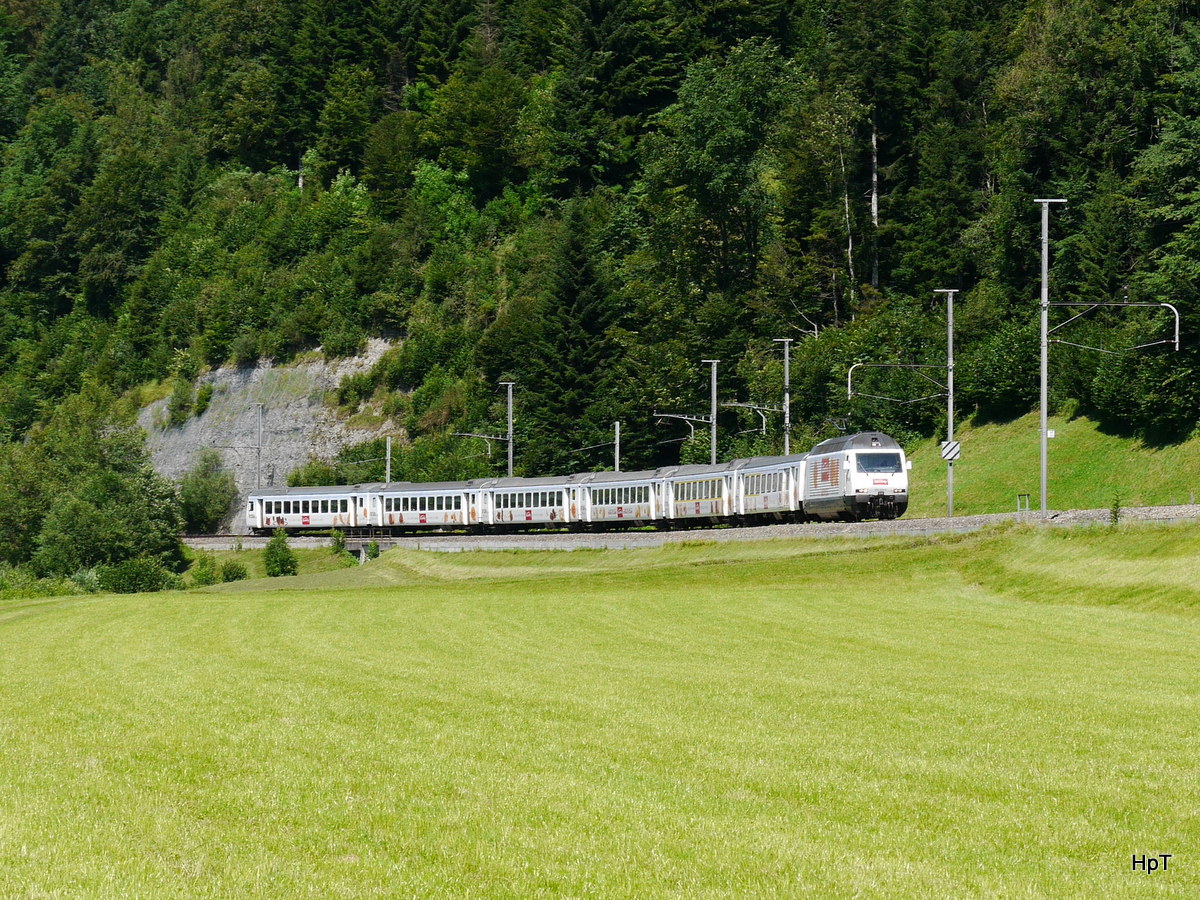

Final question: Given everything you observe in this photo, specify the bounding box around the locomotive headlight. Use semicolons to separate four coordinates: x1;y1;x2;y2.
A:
894;489;905;493
855;489;868;494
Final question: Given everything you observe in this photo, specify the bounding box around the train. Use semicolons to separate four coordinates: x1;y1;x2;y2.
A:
245;432;910;535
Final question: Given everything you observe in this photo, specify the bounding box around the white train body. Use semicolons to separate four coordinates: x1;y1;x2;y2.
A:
801;432;910;521
245;432;909;534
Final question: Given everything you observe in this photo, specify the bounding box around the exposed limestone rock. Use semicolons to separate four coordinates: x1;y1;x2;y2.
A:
138;340;392;533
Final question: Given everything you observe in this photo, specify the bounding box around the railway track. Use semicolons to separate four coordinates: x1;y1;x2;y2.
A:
185;503;1200;553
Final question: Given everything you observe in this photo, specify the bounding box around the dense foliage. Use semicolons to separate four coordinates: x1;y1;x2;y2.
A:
1;1;1198;485
0;384;185;576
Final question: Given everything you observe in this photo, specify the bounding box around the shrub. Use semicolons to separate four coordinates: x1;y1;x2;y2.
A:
366;540;380;560
194;383;215;417
98;557;184;593
231;334;260;367
330;530;346;553
191;552;219;586
220;560;249;582
322;326;366;359
179;449;238;533
167;377;194;427
264;529;298;577
70;568;101;593
337;371;375;407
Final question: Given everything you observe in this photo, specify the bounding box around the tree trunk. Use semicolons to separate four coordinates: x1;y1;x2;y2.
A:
871;117;879;289
840;147;856;310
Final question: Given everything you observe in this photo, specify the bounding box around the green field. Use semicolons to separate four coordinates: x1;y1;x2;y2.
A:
907;412;1200;516
2;526;1198;897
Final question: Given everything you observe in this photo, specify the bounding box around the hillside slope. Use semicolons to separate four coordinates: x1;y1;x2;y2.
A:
906;413;1200;516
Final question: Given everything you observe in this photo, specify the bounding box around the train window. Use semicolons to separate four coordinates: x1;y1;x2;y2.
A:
436;496;443;511
341;499;348;513
386;498;393;512
857;452;902;474
541;492;548;507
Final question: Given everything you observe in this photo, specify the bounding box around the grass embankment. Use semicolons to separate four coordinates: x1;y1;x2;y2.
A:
906;411;1200;516
1;527;1198;897
184;546;356;582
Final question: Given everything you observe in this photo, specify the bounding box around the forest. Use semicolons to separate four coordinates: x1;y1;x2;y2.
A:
1;0;1199;573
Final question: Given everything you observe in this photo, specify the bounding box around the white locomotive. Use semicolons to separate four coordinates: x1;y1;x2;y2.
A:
245;432;910;534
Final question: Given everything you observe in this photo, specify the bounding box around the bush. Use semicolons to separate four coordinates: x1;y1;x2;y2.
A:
231;333;260;367
194;383;215;417
167;377;194;427
330;530;346;553
337;371;375;407
179;449;238;533
220;560;249;582
264;529;298;577
366;540;380;559
97;557;184;593
191;552;219;586
70;568;101;593
322;326;366;359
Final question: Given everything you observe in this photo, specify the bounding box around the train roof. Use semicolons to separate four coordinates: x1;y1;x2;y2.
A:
655;462;733;478
567;468;660;485
726;453;808;470
249;483;383;497
375;480;477;492
472;475;575;489
808;432;902;455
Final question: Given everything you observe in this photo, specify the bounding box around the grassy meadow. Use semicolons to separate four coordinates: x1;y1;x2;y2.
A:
906;411;1200;516
2;526;1199;897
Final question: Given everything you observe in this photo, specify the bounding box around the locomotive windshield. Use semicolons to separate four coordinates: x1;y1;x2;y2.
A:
856;452;902;474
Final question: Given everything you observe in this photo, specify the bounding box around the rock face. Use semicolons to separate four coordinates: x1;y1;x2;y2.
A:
138;340;392;533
